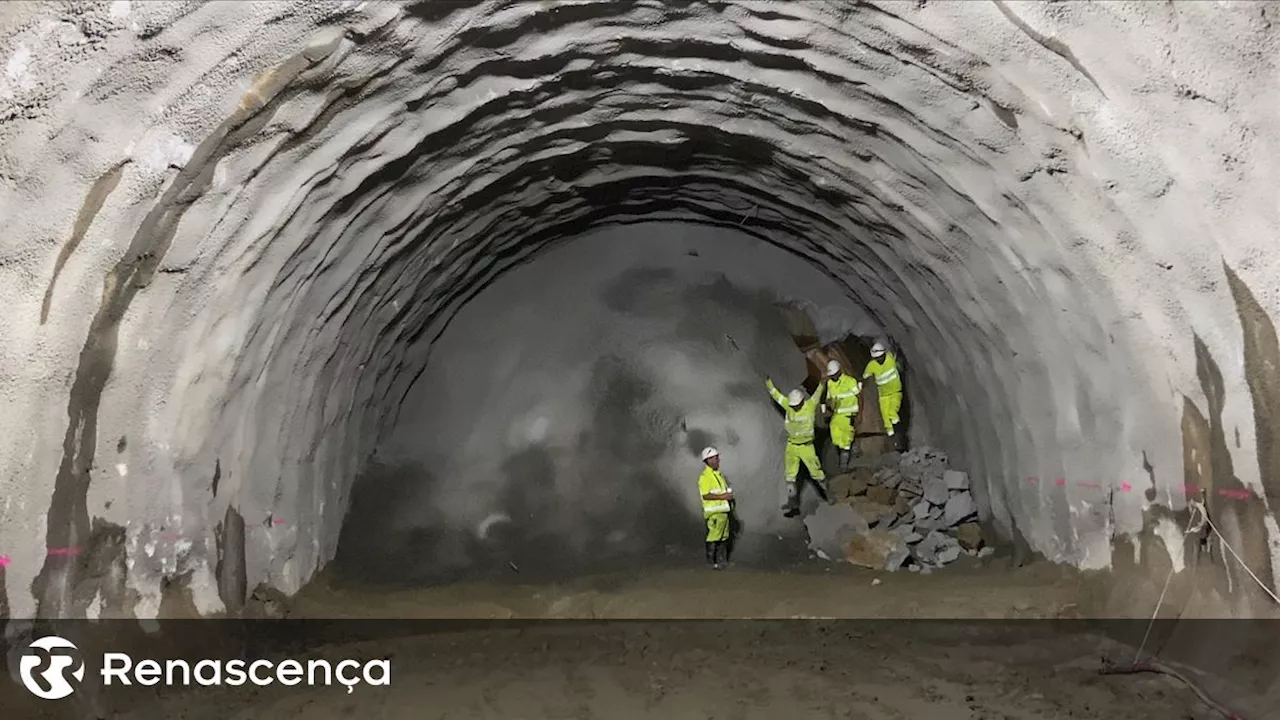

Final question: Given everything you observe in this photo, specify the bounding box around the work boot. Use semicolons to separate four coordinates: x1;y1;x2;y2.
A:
816;478;831;503
837;449;850;471
705;542;716;567
781;483;800;517
717;541;730;567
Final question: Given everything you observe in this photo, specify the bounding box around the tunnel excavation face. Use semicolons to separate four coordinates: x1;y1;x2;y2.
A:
1;0;1278;620
332;223;875;586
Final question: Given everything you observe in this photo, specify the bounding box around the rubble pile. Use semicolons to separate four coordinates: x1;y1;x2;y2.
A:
805;446;995;572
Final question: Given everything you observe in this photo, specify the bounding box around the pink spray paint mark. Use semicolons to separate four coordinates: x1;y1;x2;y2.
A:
1120;482;1133;493
1055;478;1066;487
272;517;286;526
1077;482;1101;490
47;547;80;557
0;555;10;569
1184;484;1201;494
1218;488;1252;500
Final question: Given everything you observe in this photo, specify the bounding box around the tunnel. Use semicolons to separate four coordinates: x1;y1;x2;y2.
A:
2;0;1280;715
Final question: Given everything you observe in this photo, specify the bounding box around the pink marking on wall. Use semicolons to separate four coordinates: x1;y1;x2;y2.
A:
1120;482;1132;492
1218;488;1252;500
271;517;286;526
1076;482;1101;490
0;555;10;568
1055;478;1066;487
47;547;80;557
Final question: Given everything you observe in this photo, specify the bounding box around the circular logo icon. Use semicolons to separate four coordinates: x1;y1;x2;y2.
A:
18;635;85;700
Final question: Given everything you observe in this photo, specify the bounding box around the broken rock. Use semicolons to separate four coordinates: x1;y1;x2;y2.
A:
943;491;977;527
866;485;896;506
873;467;903;490
936;545;961;565
850;498;897;527
912;500;931;521
894;493;912;517
923;474;950;505
805;503;870;560
955;522;984;551
891;524;923;545
944;469;970;490
844;530;908;571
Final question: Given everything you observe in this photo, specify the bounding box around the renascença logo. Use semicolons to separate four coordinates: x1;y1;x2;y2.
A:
15;634;391;699
19;636;85;700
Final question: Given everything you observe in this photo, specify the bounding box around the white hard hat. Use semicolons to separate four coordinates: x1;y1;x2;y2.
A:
870;342;886;357
826;359;842;376
700;446;719;461
788;389;805;406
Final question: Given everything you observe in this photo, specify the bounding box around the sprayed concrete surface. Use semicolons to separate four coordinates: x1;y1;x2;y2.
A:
340;223;874;585
0;0;1278;627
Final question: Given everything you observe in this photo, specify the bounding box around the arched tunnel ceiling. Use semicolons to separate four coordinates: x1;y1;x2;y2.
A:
0;0;1278;618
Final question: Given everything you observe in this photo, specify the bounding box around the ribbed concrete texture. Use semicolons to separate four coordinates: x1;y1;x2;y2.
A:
0;0;1279;619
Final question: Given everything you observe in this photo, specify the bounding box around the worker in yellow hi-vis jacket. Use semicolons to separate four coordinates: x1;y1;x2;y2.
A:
823;359;861;471
863;341;903;442
765;377;826;517
697;446;734;569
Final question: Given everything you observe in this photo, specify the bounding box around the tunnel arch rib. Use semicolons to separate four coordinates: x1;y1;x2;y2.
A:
0;0;1276;618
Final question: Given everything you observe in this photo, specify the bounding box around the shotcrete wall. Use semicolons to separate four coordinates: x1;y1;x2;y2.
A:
0;0;1277;618
338;222;876;583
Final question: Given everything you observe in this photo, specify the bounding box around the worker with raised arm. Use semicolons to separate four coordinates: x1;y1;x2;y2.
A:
697;446;734;569
765;377;827;517
863;341;903;441
824;359;861;470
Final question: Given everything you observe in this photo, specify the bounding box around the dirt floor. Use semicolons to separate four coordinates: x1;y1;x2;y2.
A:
292;550;1094;620
80;621;1236;720
5;554;1270;720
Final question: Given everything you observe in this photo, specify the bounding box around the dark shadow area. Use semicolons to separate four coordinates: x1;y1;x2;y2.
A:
334;350;813;588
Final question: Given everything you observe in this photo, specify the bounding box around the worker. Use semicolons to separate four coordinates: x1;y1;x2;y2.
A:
824;359;861;470
765;377;826;517
697;446;734;569
863;341;903;441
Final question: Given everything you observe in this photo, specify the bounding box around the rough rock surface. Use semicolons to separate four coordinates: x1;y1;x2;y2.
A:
805;503;870;561
844;530;907;571
0;1;1278;617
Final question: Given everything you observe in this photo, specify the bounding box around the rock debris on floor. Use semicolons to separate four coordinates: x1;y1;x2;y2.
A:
806;446;993;572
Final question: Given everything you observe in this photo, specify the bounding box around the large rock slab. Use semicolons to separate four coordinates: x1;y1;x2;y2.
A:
804;503;869;559
944;491;977;527
844;530;909;570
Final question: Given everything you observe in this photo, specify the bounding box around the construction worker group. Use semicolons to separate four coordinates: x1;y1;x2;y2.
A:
696;341;904;568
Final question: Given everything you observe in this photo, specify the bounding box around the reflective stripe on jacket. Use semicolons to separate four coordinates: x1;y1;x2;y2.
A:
698;466;731;515
766;379;824;444
863;353;902;395
827;374;861;414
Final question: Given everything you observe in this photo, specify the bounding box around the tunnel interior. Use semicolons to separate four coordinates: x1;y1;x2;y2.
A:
333;222;880;586
0;0;1277;631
